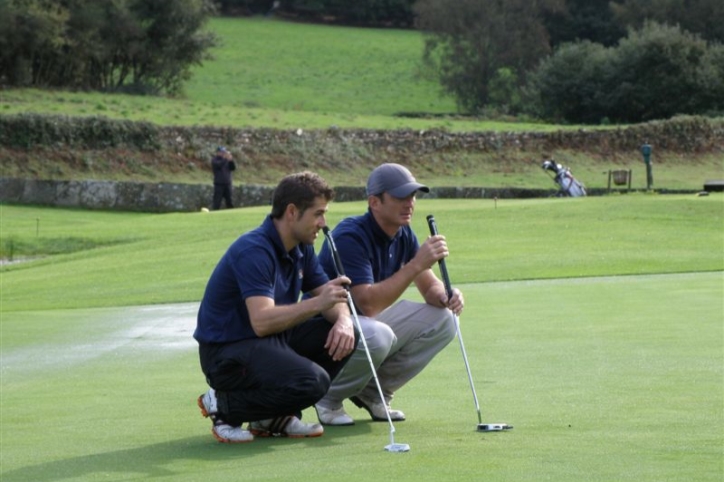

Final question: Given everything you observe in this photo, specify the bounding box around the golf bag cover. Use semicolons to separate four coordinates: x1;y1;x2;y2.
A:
541;160;586;197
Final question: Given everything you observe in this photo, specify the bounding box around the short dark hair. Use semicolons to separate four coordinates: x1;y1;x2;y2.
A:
270;172;334;219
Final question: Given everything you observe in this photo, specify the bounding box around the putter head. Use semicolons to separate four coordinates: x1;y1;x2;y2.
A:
385;443;411;453
477;423;513;432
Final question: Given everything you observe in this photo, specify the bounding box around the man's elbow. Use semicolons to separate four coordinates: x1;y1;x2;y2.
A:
250;321;272;338
355;299;383;318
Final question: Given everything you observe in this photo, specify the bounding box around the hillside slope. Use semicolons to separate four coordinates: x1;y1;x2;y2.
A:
1;116;722;191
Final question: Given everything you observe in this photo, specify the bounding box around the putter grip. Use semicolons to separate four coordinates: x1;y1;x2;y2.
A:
322;226;346;278
426;215;454;300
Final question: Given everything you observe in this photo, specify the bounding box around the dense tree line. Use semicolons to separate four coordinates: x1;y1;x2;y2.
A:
415;0;724;123
219;0;724;45
415;0;564;115
217;0;416;26
0;0;218;95
225;0;724;123
2;0;722;123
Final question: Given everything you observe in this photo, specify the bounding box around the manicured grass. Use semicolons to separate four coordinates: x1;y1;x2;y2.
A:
185;17;455;116
1;197;722;481
1;195;722;311
0;17;585;132
1;277;721;481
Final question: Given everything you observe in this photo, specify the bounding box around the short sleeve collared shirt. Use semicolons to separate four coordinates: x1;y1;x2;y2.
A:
194;215;329;343
318;210;419;316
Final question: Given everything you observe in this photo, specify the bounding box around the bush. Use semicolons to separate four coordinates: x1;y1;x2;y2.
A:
527;40;612;124
528;21;724;124
0;114;161;150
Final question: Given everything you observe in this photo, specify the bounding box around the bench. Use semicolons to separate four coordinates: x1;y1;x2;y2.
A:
703;180;724;192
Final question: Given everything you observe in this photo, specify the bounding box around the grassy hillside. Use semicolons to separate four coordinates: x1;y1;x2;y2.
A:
0;17;721;190
1;17;469;130
185;17;457;116
0;17;604;131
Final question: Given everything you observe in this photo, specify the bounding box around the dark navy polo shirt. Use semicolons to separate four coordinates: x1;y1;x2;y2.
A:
194;215;329;344
318;210;420;316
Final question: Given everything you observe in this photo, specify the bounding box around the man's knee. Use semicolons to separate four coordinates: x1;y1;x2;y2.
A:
436;307;457;344
360;319;396;365
300;366;332;405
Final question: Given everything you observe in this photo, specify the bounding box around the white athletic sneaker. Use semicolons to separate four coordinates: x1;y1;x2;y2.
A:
315;404;355;426
197;389;254;443
249;416;324;438
350;395;406;422
211;423;254;444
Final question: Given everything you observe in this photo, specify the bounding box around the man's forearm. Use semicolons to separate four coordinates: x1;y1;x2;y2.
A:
249;296;324;337
353;261;424;316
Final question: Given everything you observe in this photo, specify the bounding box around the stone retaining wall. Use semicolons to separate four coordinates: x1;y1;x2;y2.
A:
1;178;571;212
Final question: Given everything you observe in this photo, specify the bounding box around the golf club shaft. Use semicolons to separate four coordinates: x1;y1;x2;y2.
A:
426;215;483;425
322;227;399;444
453;313;482;424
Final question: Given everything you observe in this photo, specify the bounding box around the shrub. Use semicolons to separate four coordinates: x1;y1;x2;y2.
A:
0;114;161;150
528;21;724;124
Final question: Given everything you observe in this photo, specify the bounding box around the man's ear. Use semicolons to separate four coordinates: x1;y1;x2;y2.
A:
368;194;381;211
285;203;298;220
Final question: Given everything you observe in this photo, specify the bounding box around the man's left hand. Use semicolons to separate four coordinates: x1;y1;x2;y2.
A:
447;288;464;316
325;316;356;361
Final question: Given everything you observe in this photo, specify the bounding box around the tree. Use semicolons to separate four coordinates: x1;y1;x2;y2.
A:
414;0;564;114
0;0;69;86
544;0;626;47
0;0;218;95
605;21;717;122
611;0;724;44
698;43;724;115
128;0;219;95
527;40;612;123
528;21;724;123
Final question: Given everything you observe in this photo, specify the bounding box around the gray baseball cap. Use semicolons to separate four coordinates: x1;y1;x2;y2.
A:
366;163;429;198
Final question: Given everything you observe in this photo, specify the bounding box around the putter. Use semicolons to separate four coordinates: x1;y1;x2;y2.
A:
426;215;512;433
322;226;411;452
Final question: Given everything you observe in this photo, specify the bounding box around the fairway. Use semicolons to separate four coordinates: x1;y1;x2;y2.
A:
1;197;722;481
1;273;721;481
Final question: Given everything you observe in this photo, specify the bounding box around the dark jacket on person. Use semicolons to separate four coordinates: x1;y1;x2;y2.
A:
212;155;236;185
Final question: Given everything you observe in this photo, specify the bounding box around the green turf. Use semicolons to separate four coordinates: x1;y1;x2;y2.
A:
1;195;722;311
0;17;596;131
1;275;721;481
1;197;723;481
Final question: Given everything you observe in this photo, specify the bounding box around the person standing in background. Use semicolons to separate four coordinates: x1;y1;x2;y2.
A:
641;141;653;190
211;146;236;210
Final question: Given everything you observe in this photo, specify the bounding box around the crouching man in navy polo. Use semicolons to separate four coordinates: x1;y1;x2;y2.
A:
195;172;358;443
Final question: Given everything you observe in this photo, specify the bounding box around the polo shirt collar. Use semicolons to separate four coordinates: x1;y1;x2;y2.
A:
262;215;303;262
364;209;401;243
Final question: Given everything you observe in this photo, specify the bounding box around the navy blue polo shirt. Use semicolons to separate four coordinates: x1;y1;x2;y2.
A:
318;210;420;316
194;215;329;344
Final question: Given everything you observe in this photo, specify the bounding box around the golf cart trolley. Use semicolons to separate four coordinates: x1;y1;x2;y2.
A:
541;159;587;197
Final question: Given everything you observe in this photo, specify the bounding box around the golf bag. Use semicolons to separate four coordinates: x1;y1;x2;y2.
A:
541;160;587;197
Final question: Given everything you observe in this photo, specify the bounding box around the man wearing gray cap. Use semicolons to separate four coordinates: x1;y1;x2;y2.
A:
314;163;464;425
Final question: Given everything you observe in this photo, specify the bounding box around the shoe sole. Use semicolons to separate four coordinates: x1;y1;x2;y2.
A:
197;395;210;418
249;428;323;439
350;396;405;422
211;429;254;444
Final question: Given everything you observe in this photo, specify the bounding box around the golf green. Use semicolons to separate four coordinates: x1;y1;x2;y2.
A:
1;272;721;482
